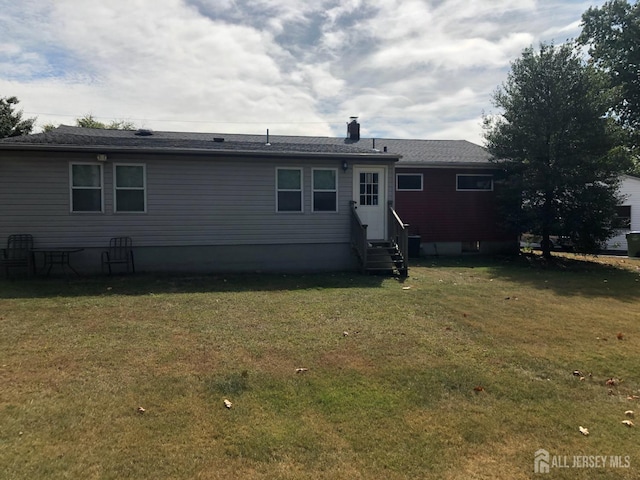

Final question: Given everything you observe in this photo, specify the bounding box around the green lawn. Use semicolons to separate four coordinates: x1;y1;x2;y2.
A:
1;253;639;479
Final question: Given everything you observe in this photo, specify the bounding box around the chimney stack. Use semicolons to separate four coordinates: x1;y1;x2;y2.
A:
347;117;360;141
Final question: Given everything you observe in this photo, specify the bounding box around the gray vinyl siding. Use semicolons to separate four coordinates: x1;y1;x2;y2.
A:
1;151;393;250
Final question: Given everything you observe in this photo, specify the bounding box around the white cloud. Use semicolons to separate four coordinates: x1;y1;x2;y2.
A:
0;0;609;143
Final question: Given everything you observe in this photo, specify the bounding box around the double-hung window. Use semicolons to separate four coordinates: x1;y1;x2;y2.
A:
70;163;103;212
276;168;303;212
312;169;337;212
114;164;146;213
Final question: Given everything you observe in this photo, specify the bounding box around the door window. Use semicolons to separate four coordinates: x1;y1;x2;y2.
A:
359;172;379;206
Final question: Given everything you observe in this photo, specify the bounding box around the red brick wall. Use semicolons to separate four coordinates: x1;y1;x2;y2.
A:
395;167;513;242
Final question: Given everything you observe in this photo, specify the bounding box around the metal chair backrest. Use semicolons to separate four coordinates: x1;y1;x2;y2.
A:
108;236;133;260
6;234;34;260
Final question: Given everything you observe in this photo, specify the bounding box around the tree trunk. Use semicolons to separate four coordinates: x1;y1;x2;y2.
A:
541;233;553;259
541;189;554;259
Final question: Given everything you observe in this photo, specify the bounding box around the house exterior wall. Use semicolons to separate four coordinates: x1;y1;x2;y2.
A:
394;166;517;254
0;150;395;273
606;175;640;251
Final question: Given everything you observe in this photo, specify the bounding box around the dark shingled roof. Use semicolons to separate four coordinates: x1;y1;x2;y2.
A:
0;125;493;165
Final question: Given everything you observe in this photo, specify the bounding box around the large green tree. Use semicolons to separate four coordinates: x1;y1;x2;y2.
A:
0;96;35;138
484;43;630;258
579;0;640;150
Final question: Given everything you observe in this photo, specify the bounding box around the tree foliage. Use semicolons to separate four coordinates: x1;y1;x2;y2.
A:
484;43;631;258
75;114;135;130
0;96;36;138
579;0;640;150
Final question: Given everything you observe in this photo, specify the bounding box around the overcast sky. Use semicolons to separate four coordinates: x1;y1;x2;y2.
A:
0;0;606;144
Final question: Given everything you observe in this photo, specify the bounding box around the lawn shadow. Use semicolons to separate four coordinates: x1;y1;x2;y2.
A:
414;252;640;301
0;270;390;299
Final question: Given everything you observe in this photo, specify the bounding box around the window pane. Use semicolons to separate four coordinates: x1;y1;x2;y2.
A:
72;189;101;211
314;192;337;211
278;191;302;211
278;169;301;189
458;175;493;190
313;170;336;190
116;190;145;212
397;174;422;190
73;165;101;187
116;166;144;188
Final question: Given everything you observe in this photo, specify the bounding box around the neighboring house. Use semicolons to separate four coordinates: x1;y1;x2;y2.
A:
0;124;404;274
605;175;640;252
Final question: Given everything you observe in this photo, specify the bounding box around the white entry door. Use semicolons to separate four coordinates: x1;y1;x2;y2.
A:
353;166;386;240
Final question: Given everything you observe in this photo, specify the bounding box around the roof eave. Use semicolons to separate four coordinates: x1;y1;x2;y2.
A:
0;143;401;161
396;161;495;168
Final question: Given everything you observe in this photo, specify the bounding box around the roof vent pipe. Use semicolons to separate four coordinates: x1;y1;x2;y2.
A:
266;128;270;146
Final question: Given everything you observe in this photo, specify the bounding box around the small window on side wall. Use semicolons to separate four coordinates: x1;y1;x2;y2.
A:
615;205;631;230
276;168;303;212
397;173;423;191
70;163;103;212
115;164;146;213
456;174;493;191
313;169;337;212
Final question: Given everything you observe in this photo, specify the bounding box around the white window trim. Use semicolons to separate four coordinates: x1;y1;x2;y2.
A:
456;174;494;191
113;163;147;213
276;167;304;213
396;173;423;191
69;162;104;213
312;168;339;213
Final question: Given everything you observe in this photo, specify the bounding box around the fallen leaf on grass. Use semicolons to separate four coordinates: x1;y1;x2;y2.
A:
342;331;349;337
223;399;233;409
137;407;146;414
473;386;485;392
606;378;617;387
624;410;635;418
579;426;589;436
622;420;634;427
617;332;624;340
573;370;583;377
402;286;411;290
295;368;309;374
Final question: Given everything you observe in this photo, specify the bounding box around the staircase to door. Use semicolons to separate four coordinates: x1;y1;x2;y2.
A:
350;201;409;276
364;241;407;275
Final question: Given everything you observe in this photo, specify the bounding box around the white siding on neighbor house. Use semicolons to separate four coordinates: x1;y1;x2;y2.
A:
607;175;640;251
0;151;394;250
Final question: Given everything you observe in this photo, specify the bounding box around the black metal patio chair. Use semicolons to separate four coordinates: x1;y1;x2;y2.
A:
101;236;135;275
1;234;34;279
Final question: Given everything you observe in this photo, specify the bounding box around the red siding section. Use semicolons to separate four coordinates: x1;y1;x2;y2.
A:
395;168;513;242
